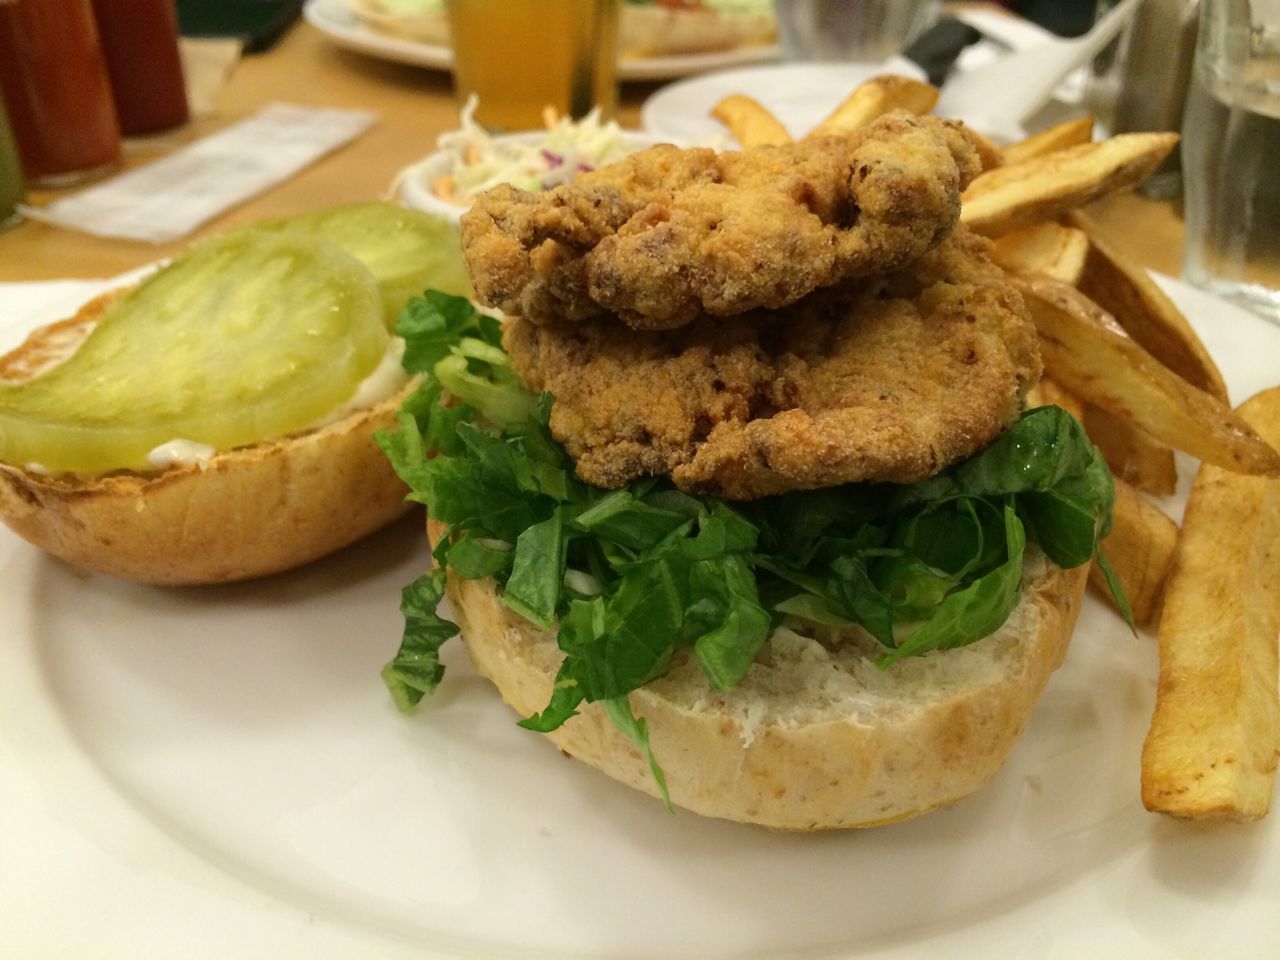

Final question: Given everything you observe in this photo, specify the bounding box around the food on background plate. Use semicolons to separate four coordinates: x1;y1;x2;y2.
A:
1142;386;1280;821
462;112;981;329
0;204;471;585
620;0;776;56
350;0;449;44
350;0;777;56
711;75;942;151
710;94;792;148
374;108;1130;830
809;75;940;139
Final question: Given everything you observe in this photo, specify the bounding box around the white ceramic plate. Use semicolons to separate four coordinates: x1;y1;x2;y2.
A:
2;275;1279;959
639;59;1032;146
303;0;780;83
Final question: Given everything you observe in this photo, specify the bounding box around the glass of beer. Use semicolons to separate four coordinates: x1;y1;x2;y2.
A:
446;0;619;131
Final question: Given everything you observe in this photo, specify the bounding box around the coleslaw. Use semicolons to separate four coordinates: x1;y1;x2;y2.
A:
428;97;641;204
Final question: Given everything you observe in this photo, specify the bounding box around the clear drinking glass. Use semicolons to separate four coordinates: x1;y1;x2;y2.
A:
446;0;618;131
772;0;938;62
1180;0;1280;322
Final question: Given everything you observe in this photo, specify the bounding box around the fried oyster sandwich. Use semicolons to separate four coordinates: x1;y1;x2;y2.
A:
377;112;1117;830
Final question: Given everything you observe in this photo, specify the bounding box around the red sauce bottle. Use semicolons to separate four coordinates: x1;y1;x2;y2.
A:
0;0;122;186
90;0;190;135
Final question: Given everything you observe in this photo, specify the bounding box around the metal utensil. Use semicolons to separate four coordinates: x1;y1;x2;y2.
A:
935;0;1147;131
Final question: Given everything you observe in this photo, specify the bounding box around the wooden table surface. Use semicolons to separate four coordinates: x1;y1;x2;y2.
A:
0;19;1187;283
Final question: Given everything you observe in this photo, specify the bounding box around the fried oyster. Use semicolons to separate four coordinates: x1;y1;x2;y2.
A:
463;112;982;331
504;227;1040;500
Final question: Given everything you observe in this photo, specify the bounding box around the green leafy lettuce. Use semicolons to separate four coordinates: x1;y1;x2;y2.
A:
376;293;1124;802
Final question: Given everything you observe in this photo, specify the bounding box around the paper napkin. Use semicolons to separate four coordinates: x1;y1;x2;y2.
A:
21;103;375;244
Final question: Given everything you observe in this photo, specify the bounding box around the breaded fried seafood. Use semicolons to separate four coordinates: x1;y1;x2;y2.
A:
503;227;1040;499
462;112;982;331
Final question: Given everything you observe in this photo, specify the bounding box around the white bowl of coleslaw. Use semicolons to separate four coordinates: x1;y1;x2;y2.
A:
399;105;672;221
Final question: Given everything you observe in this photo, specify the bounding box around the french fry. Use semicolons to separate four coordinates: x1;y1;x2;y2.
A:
1082;403;1178;497
809;75;939;136
1068;211;1230;403
966;128;1005;172
1141;386;1280;820
1002;115;1095;165
1027;374;1084;419
1028;379;1177;622
961;133;1179;236
710;94;793;148
1088;478;1178;625
990;221;1090;286
1013;275;1280;477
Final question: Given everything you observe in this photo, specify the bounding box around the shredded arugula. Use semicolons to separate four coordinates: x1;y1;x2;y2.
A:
376;293;1125;803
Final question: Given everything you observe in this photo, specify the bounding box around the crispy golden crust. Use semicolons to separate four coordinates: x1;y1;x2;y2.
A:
505;227;1041;499
0;291;412;585
432;518;1088;830
462;112;982;331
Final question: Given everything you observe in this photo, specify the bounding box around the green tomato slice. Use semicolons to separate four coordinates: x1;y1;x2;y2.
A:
259;203;472;326
0;230;387;474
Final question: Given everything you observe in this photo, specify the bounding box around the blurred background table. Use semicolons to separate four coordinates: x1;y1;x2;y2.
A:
0;17;1185;284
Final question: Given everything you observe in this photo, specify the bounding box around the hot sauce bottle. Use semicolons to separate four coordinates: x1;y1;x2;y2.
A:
0;0;122;186
91;0;190;135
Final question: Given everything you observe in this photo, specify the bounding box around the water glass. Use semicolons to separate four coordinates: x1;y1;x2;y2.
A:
773;0;938;62
447;0;618;131
1180;0;1280;322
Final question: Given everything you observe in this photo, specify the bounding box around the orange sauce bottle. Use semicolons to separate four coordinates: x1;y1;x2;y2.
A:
0;0;122;186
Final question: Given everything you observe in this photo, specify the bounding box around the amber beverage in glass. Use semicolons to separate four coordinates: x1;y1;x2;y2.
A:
447;0;618;131
91;0;190;135
0;0;122;186
0;99;23;230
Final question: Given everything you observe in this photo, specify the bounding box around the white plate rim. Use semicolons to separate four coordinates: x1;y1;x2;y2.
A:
637;58;1035;146
1;270;1278;959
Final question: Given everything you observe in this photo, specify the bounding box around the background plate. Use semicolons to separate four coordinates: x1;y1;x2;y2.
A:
639;59;1031;146
303;0;780;83
1;275;1279;958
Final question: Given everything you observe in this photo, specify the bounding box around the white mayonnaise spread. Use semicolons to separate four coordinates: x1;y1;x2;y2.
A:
312;335;411;427
142;336;411;470
146;439;218;470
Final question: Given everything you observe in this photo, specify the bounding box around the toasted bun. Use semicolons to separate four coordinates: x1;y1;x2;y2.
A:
0;292;413;585
431;518;1087;830
619;5;776;56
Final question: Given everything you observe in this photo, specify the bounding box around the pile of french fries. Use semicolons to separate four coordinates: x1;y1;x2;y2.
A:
712;79;1280;823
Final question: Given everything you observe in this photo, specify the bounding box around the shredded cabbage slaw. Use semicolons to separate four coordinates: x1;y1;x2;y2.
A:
426;97;639;205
